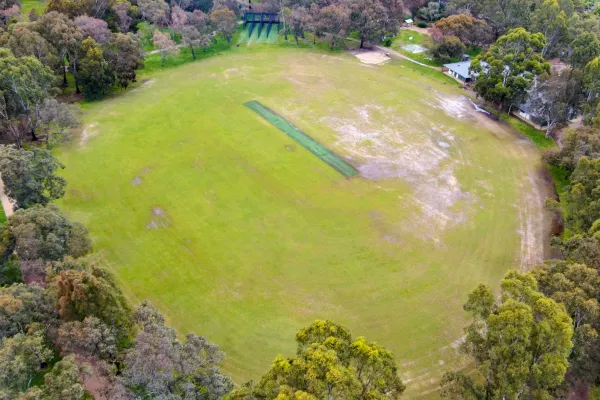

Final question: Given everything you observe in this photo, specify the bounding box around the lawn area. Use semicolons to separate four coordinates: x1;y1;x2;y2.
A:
391;29;439;66
390;29;481;67
20;0;45;18
56;47;550;397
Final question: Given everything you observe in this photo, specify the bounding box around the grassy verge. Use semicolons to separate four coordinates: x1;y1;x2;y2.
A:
500;113;556;149
395;58;462;87
0;203;7;226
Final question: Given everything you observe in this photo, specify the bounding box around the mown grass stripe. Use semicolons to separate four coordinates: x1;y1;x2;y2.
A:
245;100;358;178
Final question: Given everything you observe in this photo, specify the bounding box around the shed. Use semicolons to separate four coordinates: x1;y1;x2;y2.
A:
405;18;413;24
442;61;472;82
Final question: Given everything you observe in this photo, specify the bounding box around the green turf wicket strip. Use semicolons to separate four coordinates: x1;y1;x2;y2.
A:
245;101;358;178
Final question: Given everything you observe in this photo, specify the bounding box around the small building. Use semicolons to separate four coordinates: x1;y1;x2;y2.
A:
516;101;547;128
405;18;414;25
442;60;472;83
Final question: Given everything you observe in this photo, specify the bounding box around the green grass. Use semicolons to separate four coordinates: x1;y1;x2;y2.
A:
29;354;60;388
391;30;440;66
500;113;556;149
20;0;45;18
56;47;547;397
549;165;570;196
390;29;481;67
245;100;358;177
0;203;7;226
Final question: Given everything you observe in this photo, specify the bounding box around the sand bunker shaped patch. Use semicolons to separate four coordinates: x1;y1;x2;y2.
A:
245;101;358;178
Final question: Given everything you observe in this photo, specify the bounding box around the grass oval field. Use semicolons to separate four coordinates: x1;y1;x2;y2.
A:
56;47;552;397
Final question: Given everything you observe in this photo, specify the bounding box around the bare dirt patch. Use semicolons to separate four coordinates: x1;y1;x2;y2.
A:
402;44;427;54
518;168;552;268
0;176;15;217
131;176;142;186
146;206;170;230
321;102;471;242
80;122;99;146
351;50;391;65
142;78;155;88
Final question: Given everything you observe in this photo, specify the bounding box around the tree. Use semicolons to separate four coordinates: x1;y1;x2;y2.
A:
152;29;178;66
170;4;188;28
9;203;92;273
316;3;349;49
48;262;131;341
34;11;83;88
434;14;493;47
528;72;570;137
563;157;600;233
289;6;310;46
78;37;114;99
122;301;234;399
232;320;405;400
57;317;117;360
36;98;80;148
180;25;209;59
471;28;550;111
0;24;61;72
570;32;600;70
447;0;532;36
583;56;600;123
45;0;111;18
531;0;568;58
347;0;388;49
0;330;53;394
28;8;39;21
188;8;209;31
543;126;600;173
440;270;573;399
560;234;600;271
0;146;66;209
113;1;133;32
138;0;170;25
104;33;144;89
418;1;443;22
432;35;466;62
210;8;236;47
532;260;600;384
0;284;56;340
74;15;111;45
0;49;56;146
41;355;90;400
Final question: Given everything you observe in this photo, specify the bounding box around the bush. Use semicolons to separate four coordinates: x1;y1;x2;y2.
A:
383;38;393;47
432;35;465;62
417;21;428;28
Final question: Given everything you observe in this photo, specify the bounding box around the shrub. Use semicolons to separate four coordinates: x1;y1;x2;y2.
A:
417;21;428;28
383;38;393;47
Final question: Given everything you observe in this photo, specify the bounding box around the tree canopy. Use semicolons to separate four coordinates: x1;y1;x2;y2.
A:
471;28;550;110
441;270;573;399
232;320;405;400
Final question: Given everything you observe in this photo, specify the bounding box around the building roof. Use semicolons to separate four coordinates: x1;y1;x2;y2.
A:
443;61;471;78
405;19;413;24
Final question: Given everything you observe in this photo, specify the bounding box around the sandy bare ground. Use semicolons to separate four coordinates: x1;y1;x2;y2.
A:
0;177;14;218
351;49;391;65
80;122;99;146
